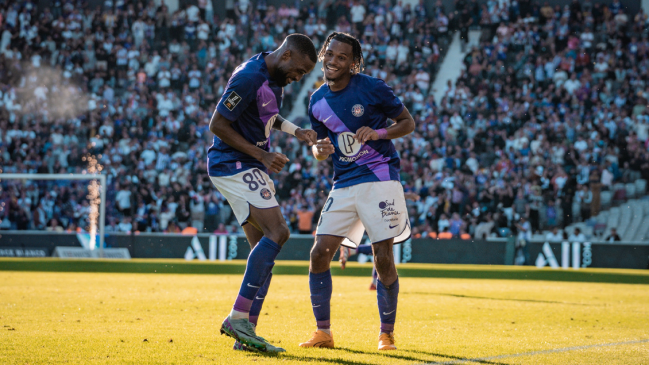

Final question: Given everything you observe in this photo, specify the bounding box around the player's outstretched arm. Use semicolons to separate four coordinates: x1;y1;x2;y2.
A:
354;107;416;143
272;115;317;146
210;111;289;173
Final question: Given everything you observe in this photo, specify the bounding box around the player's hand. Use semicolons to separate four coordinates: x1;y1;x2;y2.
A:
313;138;335;158
260;152;290;173
404;192;420;201
354;126;379;144
295;128;317;146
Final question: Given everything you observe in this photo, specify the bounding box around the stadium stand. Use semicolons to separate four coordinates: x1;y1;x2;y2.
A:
0;0;648;243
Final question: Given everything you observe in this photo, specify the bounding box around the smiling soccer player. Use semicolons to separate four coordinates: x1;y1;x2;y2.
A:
209;33;318;352
300;32;415;351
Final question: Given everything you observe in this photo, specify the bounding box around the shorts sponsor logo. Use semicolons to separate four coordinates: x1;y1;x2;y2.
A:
337;131;362;157
388;224;398;229
352;104;364;117
379;199;400;218
260;188;272;200
223;91;242;111
256;139;269;147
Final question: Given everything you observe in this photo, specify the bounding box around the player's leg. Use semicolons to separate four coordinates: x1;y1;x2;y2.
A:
210;171;287;352
300;187;363;348
372;238;399;350
356;181;410;351
298;234;343;348
223;205;288;351
240;222;273;328
232;223;273;351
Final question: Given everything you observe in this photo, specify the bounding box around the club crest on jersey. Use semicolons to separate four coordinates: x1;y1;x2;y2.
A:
352;104;364;117
260;188;272;200
224;91;242;111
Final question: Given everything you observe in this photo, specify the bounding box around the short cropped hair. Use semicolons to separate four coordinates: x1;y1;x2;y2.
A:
285;33;317;63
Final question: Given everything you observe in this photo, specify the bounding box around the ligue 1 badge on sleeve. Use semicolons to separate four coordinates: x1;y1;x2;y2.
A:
224;91;242;111
352;104;364;117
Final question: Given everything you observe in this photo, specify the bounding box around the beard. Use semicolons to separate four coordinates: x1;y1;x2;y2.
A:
322;75;336;86
273;65;290;87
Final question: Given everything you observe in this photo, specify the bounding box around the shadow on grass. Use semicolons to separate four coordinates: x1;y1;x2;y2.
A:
248;351;377;365
405;292;603;306
402;349;513;365
332;346;511;365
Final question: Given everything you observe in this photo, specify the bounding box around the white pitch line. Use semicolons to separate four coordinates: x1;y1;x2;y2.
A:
421;339;649;365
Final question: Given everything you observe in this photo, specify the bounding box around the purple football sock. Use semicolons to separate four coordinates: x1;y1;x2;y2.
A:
309;270;332;330
377;277;399;334
248;273;272;326
233;237;281;313
357;244;373;255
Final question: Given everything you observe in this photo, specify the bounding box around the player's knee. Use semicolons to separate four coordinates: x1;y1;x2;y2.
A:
374;251;393;269
266;225;290;245
310;245;329;264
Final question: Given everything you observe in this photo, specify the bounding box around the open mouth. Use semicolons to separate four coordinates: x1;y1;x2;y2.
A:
325;65;339;72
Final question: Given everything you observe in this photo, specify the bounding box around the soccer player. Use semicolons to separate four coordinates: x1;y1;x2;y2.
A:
209;34;317;352
299;32;415;351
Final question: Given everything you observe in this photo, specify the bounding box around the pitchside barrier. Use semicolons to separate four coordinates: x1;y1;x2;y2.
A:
0;231;648;269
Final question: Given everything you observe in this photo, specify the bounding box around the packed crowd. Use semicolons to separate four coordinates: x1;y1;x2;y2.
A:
0;0;449;234
403;0;649;240
1;0;648;242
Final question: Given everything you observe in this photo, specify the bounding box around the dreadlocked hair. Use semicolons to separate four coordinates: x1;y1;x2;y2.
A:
318;32;365;74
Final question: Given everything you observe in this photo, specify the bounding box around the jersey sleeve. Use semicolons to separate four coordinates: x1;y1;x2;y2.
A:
373;79;405;119
308;99;329;140
216;71;258;122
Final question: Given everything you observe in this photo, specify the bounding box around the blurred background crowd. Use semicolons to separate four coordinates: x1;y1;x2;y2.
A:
0;0;647;242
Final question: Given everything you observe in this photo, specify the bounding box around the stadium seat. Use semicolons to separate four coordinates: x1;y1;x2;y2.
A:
616;205;632;237
625;183;636;199
636;179;647;196
634;216;649;241
622;202;644;241
600;191;613;209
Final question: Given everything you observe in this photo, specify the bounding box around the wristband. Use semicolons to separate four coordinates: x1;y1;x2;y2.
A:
376;128;388;139
280;120;299;136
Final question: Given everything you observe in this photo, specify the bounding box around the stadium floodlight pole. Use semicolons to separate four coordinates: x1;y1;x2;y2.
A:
0;173;107;253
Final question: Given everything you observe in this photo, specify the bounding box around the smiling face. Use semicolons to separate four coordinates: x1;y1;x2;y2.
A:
322;39;355;85
274;50;316;87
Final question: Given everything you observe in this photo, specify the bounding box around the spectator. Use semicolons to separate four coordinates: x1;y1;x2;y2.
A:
605;228;622;242
568;228;586;242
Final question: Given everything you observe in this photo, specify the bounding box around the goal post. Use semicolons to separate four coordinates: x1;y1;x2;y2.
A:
0;173;107;253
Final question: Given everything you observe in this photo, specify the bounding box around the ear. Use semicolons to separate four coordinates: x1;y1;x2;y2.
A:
281;49;292;61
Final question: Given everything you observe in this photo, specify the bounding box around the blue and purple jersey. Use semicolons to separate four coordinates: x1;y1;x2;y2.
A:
208;52;282;177
308;73;405;189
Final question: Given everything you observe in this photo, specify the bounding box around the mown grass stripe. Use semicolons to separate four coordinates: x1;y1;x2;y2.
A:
0;259;648;284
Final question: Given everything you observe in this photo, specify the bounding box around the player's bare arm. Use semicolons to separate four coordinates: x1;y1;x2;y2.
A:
312;137;335;161
354;107;415;144
272;114;317;146
209;111;289;173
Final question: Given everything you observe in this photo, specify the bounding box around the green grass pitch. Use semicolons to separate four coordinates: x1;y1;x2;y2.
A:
0;259;648;364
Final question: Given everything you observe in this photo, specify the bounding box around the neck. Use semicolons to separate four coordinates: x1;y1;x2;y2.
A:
328;72;352;92
264;51;279;80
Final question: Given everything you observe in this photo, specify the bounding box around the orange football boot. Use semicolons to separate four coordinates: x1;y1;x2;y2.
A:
378;332;397;350
299;330;334;348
